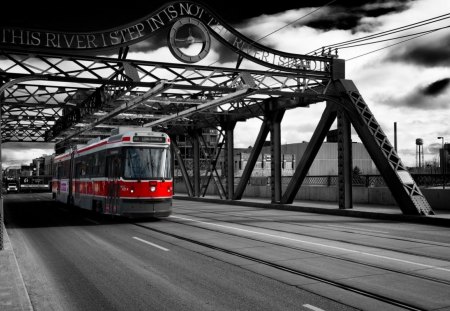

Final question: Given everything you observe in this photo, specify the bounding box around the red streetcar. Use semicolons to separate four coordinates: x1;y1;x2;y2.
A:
52;129;173;218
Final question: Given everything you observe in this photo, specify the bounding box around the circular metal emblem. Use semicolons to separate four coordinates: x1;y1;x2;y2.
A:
168;17;211;63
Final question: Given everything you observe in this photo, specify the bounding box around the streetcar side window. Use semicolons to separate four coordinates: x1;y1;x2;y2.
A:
106;152;122;179
92;152;100;177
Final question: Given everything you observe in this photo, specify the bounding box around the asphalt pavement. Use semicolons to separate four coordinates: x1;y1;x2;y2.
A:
2;192;450;310
2;193;358;311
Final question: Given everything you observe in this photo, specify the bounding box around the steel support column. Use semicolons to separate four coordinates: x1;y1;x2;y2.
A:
233;120;270;200
223;122;237;199
334;79;434;215
281;103;337;204
337;108;353;209
269;109;285;203
190;130;201;197
171;139;194;197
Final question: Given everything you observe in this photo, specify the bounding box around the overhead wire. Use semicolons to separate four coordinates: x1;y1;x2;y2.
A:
307;12;450;56
346;31;437;61
338;24;450;49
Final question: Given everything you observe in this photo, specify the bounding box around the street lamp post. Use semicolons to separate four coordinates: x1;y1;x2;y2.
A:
437;136;445;189
1;76;47;250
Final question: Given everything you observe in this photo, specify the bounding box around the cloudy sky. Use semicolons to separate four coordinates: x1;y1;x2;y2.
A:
1;0;449;168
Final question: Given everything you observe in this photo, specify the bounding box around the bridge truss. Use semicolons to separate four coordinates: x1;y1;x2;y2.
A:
0;1;434;216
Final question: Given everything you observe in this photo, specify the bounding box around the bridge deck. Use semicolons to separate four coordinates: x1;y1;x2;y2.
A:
175;194;450;226
2;193;450;310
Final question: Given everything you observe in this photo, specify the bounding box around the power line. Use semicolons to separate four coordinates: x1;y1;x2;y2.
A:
255;0;337;43
338;24;450;50
307;12;450;55
346;32;431;61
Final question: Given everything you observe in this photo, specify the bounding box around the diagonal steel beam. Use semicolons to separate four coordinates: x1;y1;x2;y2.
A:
143;86;254;128
281;103;337;204
233;116;271;200
333;79;434;215
57;81;172;143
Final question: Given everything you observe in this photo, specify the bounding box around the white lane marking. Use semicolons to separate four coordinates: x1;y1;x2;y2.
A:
171;216;450;273
325;224;389;234
303;304;325;311
133;237;169;252
84;218;100;225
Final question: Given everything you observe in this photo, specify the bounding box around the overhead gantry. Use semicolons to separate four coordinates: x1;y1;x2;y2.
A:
0;0;434;215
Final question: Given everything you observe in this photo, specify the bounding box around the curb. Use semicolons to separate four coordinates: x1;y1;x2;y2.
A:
0;224;34;311
174;196;450;227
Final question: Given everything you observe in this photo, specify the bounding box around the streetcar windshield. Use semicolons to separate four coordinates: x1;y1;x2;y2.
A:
124;147;171;180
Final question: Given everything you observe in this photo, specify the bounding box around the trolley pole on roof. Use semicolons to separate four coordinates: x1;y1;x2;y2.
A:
0;75;47;250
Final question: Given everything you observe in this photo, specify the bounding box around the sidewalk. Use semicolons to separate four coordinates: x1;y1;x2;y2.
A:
174;195;450;227
0;224;33;311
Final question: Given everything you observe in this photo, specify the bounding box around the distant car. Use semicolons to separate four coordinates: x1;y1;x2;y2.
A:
6;182;18;193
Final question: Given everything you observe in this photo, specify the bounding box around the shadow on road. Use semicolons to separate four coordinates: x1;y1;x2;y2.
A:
4;193;162;229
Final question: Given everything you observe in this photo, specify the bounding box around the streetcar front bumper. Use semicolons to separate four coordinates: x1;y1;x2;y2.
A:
119;198;172;218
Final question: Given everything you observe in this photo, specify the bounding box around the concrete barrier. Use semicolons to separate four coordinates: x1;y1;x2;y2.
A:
174;181;449;210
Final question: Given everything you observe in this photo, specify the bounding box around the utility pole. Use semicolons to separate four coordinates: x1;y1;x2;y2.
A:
437;136;445;189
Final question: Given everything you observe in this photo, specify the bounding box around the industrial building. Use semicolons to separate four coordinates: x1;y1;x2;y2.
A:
227;141;378;177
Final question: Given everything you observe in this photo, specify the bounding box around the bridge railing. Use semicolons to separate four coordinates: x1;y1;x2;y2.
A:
174;173;450;188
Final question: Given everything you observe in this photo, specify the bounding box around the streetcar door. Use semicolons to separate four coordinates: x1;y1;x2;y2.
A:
106;154;121;215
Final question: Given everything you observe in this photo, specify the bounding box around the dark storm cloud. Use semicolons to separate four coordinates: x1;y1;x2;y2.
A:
303;0;412;31
387;34;450;67
423;78;450;96
381;77;450;109
0;1;415;31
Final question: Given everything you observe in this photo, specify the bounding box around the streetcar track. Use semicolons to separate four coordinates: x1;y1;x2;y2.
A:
176;205;450;247
133;222;427;311
174;206;450;261
29;197;444;309
163;215;450;286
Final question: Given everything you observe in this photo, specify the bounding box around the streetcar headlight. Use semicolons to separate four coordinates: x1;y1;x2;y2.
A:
150;181;157;192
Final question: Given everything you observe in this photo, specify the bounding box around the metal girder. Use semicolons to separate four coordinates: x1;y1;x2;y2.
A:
332;79;434;215
269;108;286;203
337;108;353;209
0;50;329;89
0;48;331;143
143;86;254;128
281;103;337;204
223;121;237;200
190;129;201;197
55;81;171;143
